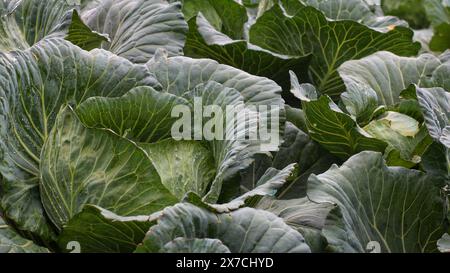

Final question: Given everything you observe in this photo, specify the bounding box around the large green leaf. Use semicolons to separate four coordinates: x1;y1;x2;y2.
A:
76;86;190;143
0;0;188;59
135;202;311;253
249;2;420;97
184;14;311;91
0;215;49;253
0;38;159;241
58;205;157;253
286;0;408;32
0;0;75;51
0;0;30;50
301;106;386;158
308;151;446;253
0;0;106;52
81;0;188;63
40;107;178;230
147;49;284;110
338;52;442;106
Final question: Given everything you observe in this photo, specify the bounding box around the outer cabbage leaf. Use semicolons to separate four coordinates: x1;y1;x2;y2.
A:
57;167;292;254
0;0;188;60
338;52;442;106
423;0;450;27
256;196;334;252
81;0;188;63
302;96;387;159
284;0;408;32
308;151;446;253
249;2;420;97
0;0;108;52
184;14;311;91
135;202;311;253
58;205;158;253
0;0;75;51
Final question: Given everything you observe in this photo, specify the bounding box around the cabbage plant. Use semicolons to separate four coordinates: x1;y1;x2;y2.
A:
0;0;449;254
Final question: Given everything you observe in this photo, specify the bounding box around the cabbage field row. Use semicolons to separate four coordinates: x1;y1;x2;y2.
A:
0;0;449;253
